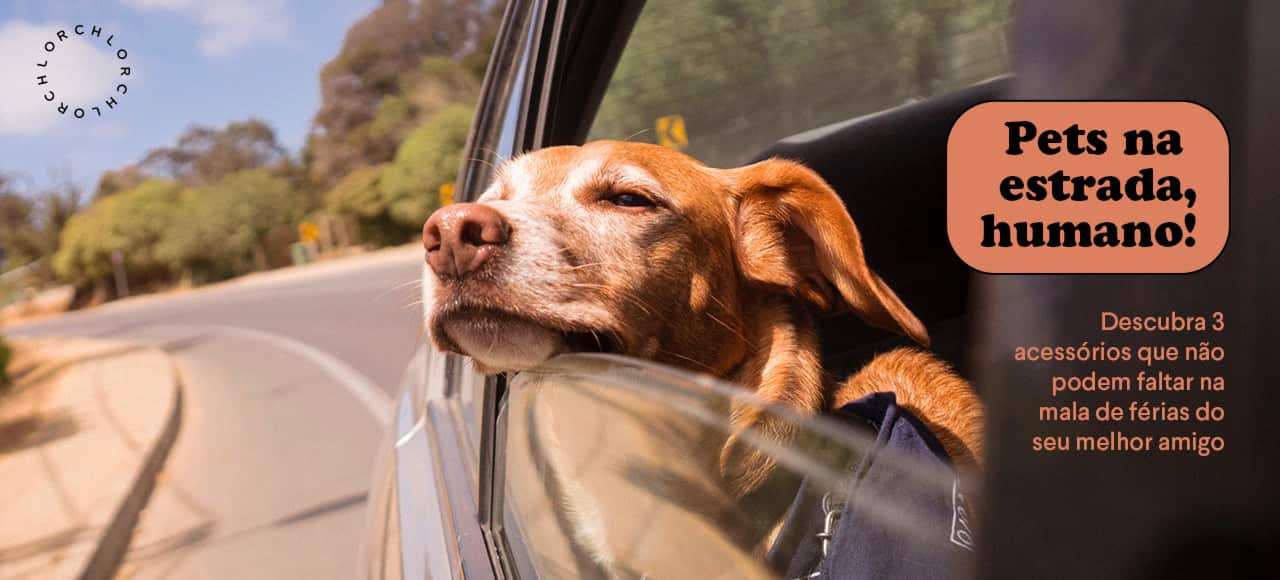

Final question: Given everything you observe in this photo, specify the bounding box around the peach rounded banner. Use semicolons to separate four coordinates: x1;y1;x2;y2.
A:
947;101;1228;273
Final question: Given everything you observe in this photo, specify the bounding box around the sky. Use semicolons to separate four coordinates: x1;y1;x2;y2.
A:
0;0;380;195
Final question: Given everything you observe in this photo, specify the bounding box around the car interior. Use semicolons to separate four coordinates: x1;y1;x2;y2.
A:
757;76;1010;381
546;0;1009;381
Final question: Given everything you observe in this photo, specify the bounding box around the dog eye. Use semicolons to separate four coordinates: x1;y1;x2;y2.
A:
605;192;656;208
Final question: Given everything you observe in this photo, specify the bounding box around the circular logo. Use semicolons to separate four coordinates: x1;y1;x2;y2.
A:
34;25;132;120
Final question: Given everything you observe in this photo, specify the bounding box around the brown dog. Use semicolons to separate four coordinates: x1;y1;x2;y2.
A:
423;140;983;496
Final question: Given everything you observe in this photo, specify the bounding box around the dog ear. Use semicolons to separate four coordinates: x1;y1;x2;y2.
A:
728;158;929;347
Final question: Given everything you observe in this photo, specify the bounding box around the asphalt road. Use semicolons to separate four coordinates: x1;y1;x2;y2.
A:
7;245;427;579
8;245;427;393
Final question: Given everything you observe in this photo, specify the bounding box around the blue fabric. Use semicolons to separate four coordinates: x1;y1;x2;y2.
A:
770;392;975;579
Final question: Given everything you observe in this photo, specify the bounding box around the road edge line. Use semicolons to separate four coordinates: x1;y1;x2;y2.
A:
204;325;393;424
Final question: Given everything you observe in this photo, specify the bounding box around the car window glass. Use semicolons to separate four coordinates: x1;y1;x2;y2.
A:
448;354;488;461
457;4;535;203
500;356;972;579
447;1;536;461
587;0;1011;167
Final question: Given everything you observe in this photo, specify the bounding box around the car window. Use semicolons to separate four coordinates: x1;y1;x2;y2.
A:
448;354;488;461
499;355;970;579
457;4;536;204
587;0;1011;168
447;0;537;462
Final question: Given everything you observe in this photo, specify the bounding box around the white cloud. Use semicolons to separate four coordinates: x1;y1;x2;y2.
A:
88;120;129;140
121;0;291;58
0;20;121;136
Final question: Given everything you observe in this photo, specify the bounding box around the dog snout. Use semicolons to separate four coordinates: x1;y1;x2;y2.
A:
423;203;511;278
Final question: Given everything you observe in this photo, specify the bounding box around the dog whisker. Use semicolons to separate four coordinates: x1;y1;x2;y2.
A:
476;145;506;159
623;127;654;143
707;292;734;314
657;348;718;373
565;262;609;271
376;278;424;303
465;155;499;173
704;310;748;344
570;282;657;316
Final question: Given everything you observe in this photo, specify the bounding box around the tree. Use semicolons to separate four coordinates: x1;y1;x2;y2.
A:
588;0;1008;167
379;103;472;230
1;173;81;280
305;0;496;189
140;119;289;186
93;164;146;200
52;114;307;294
55;179;184;289
323;163;405;247
161;168;302;280
0;175;36;270
368;96;413;146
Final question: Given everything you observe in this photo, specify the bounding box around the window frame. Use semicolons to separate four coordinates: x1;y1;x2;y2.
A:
425;1;656;577
423;0;553;578
445;0;543;485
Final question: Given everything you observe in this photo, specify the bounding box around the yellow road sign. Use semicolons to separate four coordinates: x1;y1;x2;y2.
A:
298;221;319;243
656;115;688;150
439;182;455;206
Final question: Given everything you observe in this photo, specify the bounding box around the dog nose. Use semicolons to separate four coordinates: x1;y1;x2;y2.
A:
423;203;511;278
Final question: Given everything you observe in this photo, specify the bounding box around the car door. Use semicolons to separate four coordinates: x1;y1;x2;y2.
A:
496;354;973;579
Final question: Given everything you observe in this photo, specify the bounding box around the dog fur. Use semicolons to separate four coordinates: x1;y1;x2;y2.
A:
423;140;984;497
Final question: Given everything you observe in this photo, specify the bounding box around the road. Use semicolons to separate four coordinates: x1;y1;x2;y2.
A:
6;245;426;579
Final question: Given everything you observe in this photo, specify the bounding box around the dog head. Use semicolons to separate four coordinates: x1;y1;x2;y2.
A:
423;140;926;375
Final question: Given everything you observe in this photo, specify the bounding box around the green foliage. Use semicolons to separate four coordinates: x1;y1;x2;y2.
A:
420;56;461;79
324;164;407;247
55;169;302;288
94;164;146;200
54;179;185;286
325;164;388;218
306;0;496;190
1;174;82;283
368;96;413;143
0;189;38;267
589;0;1011;167
161;169;302;281
379;103;472;229
321;102;473;246
140;119;289;187
403;58;482;121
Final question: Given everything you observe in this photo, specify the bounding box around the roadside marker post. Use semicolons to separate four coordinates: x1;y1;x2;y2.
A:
110;250;129;299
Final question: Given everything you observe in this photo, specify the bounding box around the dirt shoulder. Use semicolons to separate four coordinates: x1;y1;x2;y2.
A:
0;337;182;580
